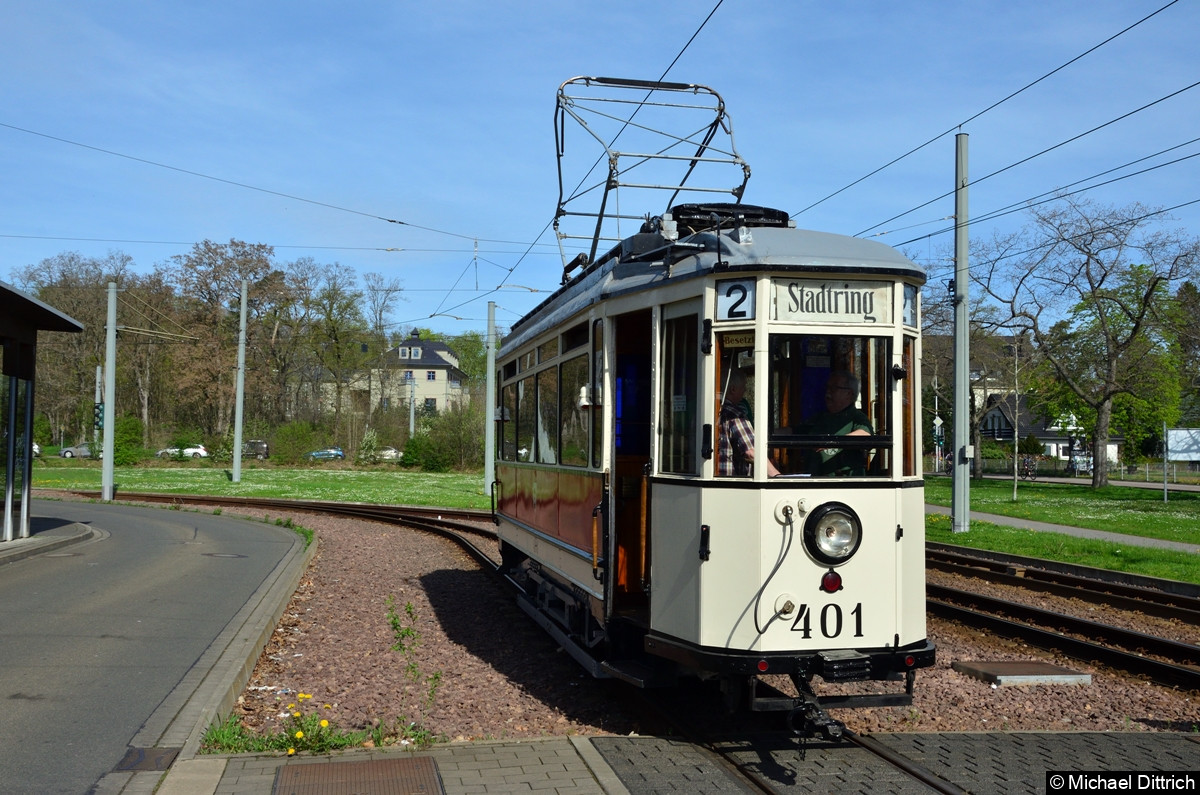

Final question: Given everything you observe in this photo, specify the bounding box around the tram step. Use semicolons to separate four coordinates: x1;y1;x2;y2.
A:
600;659;673;688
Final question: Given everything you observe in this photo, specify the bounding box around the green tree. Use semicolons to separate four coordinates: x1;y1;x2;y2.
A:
445;331;487;382
977;198;1198;486
1018;434;1045;457
1173;282;1200;425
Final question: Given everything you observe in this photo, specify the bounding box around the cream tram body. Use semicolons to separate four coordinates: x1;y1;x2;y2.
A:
494;205;934;712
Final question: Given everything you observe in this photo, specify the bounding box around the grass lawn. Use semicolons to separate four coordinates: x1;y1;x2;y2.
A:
32;463;1200;585
924;476;1200;547
32;462;492;510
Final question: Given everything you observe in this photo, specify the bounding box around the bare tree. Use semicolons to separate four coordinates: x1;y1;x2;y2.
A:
975;198;1199;486
362;272;405;422
119;271;184;446
14;251;133;444
166;240;275;436
309;264;369;447
921;275;1017;477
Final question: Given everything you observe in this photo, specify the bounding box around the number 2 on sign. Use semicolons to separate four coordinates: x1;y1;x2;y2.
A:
716;279;755;321
790;603;864;639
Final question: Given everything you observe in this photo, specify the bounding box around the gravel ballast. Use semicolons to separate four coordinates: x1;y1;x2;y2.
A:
222;510;1198;741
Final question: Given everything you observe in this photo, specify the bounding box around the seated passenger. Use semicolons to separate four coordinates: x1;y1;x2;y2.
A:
719;368;780;477
801;371;872;475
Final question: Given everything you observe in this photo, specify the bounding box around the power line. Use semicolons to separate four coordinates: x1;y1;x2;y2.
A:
0;233;554;257
974;197;1200;266
894;138;1200;246
0;120;542;247
490;0;725;304
859;78;1200;239
791;0;1181;221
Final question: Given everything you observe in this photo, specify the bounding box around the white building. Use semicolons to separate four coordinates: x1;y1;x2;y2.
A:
352;331;469;416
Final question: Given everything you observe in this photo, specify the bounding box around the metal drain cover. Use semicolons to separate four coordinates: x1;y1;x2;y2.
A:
114;746;180;771
274;756;444;795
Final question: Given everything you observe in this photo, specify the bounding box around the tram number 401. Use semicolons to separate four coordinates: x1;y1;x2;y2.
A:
790;603;864;639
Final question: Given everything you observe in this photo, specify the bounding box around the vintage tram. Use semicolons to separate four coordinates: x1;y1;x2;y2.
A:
492;79;934;736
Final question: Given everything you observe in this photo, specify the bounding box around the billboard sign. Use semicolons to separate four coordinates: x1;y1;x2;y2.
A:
1166;429;1200;461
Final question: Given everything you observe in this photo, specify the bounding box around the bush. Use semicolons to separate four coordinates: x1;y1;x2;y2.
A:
357;427;381;464
403;433;451;472
112;415;145;466
977;439;1014;461
208;427;235;464
1018;434;1045;457
271;421;322;465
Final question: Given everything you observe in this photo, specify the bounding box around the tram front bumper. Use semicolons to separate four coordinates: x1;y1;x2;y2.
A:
644;633;936;681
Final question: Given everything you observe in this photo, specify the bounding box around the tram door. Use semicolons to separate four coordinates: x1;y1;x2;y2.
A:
611;309;652;616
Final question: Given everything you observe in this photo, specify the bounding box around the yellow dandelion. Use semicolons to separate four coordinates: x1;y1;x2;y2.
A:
299;693;312;700
292;712;300;718
287;748;295;756
323;704;332;709
287;703;295;709
295;730;304;739
320;719;329;728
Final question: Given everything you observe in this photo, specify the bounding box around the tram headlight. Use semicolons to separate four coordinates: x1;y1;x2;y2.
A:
803;503;862;565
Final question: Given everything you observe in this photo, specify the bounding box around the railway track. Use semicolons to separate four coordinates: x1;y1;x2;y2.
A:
927;545;1200;691
928;544;1200;622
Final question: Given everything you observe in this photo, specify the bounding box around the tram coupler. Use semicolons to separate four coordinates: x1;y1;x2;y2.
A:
787;700;844;743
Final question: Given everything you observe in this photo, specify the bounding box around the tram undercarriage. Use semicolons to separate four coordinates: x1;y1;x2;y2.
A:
501;537;934;735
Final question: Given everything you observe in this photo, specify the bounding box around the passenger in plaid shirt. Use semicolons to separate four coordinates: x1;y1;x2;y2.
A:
718;368;779;477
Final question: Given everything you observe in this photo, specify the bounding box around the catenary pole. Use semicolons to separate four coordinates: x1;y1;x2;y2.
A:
102;282;117;501
232;280;247;483
484;301;496;497
952;134;971;533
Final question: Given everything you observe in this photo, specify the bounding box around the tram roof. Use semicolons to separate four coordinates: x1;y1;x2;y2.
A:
503;208;924;353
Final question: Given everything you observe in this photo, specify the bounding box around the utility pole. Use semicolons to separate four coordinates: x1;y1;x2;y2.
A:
408;375;416;437
1012;338;1019;502
484;301;496;496
102;282;117;501
952;134;971;533
232;280;248;483
94;366;102;452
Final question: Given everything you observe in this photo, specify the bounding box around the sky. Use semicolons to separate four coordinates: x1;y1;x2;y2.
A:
3;1;1198;337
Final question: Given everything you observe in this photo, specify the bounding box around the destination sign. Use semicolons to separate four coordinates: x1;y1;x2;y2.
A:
772;279;892;324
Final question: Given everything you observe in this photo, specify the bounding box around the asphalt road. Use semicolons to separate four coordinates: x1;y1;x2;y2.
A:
0;500;297;795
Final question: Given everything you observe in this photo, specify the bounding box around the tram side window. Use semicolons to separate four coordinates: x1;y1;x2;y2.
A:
715;332;758;478
767;335;891;477
591;320;604;468
902;334;917;476
516;375;536;461
536;367;559;464
660;315;698;474
500;382;517;461
560;354;589;466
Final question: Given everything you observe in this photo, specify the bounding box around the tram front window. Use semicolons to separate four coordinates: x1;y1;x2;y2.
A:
767;335;891;477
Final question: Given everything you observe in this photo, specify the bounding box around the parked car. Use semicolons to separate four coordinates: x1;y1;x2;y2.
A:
59;444;92;458
305;447;345;461
157;445;208;459
377;446;401;460
242;440;270;459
